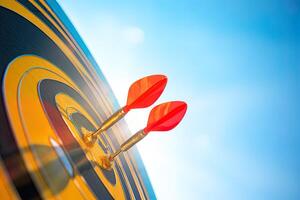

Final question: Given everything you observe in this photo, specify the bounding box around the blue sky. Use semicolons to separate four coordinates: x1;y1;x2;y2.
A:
58;0;299;199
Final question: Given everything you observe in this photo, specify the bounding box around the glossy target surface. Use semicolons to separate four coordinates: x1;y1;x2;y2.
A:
0;0;155;199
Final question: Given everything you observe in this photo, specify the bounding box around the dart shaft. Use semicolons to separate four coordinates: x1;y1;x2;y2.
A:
110;129;146;160
92;108;126;137
83;108;126;146
121;129;146;151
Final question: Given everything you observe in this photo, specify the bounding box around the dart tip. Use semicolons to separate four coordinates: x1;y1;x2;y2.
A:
100;156;112;170
82;132;97;147
108;156;114;162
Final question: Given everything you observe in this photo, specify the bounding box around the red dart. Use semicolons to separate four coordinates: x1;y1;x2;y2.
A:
100;101;187;169
84;75;167;145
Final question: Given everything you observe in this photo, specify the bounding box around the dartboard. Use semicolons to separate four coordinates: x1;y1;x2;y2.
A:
0;1;155;199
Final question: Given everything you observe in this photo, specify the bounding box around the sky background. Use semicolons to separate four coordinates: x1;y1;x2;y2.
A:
58;0;299;199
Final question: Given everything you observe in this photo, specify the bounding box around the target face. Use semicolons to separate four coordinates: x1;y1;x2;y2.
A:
0;1;155;199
